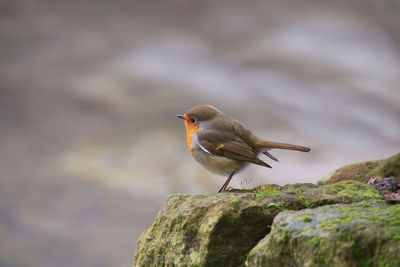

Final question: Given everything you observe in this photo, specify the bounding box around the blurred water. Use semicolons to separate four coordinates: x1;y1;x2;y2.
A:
1;0;400;266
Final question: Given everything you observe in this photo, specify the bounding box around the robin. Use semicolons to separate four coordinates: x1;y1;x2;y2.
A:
176;105;311;193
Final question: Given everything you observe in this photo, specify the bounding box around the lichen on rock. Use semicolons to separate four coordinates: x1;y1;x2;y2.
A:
134;153;400;267
246;201;400;267
133;181;382;267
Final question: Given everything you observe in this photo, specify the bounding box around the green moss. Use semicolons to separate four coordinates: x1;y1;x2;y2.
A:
136;168;397;267
309;236;326;247
390;221;400;226
255;184;280;197
376;255;396;267
231;199;239;206
340;231;352;241
246;196;400;267
342;215;355;223
367;153;400;180
319;214;355;229
339;207;348;213
361;202;371;207
320;219;341;228
240;252;250;262
388;205;400;214
392;232;400;240
360;259;373;267
281;232;288;241
320;255;329;265
353;240;373;267
323;181;383;202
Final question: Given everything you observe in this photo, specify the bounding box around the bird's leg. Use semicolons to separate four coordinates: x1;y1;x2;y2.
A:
217;173;235;193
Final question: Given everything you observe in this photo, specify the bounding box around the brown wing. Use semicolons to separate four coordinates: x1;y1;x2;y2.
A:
198;130;271;168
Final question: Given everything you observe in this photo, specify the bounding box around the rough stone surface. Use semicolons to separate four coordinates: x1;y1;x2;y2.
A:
134;154;400;267
133;181;382;267
318;153;400;185
367;176;400;202
246;201;400;267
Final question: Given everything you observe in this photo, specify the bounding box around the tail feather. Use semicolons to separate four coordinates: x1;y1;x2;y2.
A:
263;151;279;162
257;139;311;152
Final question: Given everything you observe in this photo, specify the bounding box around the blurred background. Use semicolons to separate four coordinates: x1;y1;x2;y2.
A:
1;0;400;266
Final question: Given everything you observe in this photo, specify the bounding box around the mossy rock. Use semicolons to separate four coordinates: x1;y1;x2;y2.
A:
318;153;400;185
133;181;382;267
246;201;400;267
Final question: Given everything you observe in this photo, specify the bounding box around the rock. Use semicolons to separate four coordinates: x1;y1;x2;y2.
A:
133;154;400;266
318;153;400;185
366;176;400;202
367;176;398;193
246;201;400;267
133;181;382;267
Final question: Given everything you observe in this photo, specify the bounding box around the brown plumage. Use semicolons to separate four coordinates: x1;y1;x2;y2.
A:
177;105;310;192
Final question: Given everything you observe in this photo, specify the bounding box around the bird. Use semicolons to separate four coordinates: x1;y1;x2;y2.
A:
176;105;310;193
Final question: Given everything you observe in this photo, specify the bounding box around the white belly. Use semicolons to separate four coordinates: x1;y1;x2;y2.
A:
191;134;247;176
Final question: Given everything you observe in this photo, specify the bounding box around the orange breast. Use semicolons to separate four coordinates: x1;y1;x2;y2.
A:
184;116;200;157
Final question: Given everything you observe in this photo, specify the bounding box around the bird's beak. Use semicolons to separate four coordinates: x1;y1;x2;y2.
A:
176;114;185;120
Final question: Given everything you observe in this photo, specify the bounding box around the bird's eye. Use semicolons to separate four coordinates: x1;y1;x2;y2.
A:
191;118;196;123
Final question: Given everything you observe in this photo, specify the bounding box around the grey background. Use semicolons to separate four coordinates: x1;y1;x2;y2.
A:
1;0;400;266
